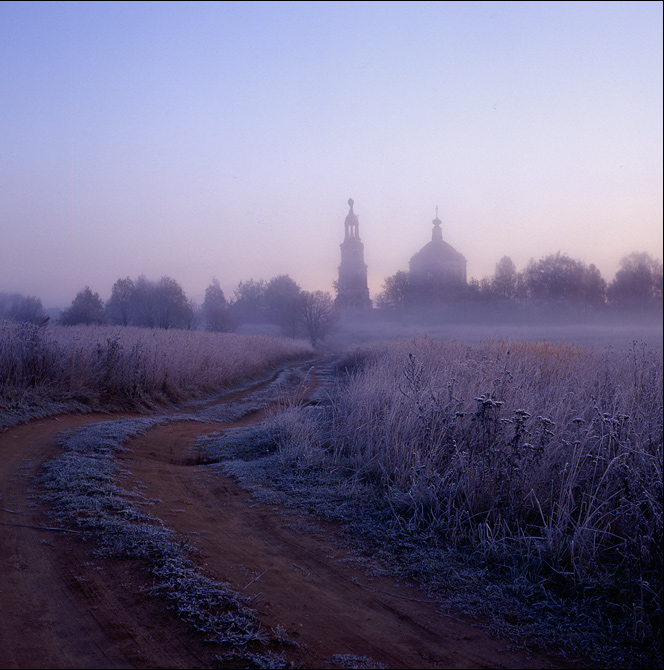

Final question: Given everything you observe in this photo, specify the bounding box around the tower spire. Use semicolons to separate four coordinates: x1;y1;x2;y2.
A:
432;205;442;241
344;197;360;239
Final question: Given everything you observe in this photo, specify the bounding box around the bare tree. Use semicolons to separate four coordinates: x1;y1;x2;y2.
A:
0;293;46;324
492;256;518;300
299;290;337;347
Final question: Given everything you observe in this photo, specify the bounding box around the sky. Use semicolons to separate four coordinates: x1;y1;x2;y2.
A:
1;1;662;309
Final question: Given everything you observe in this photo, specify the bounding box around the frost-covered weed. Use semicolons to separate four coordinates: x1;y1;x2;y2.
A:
199;359;335;468
189;366;307;423
330;654;387;669
197;424;282;462
0;320;57;387
272;405;329;467
198;406;327;469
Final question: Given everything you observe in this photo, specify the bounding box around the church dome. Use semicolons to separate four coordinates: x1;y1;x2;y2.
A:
409;211;467;287
410;237;466;267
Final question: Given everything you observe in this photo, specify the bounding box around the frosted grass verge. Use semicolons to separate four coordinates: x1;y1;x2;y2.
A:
183;366;307;423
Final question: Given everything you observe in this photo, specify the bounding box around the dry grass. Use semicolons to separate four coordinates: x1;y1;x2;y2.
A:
0;320;313;428
250;338;662;667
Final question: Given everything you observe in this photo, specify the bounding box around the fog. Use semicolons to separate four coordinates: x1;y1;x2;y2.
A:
1;2;662;310
321;308;664;355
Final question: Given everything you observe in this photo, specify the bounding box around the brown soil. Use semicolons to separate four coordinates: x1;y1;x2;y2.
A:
0;361;577;669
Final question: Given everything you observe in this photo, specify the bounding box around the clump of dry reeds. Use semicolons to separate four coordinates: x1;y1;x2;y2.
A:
0;319;313;427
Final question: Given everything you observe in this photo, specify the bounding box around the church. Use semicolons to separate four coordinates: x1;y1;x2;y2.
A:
334;200;467;310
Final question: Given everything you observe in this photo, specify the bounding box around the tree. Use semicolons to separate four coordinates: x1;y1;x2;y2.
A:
128;275;193;329
492;256;518;300
229;279;267;324
202;279;234;332
299;291;337;347
59;286;106;325
607;252;663;310
464;276;494;301
375;271;411;310
152;276;192;329
186;298;202;330
131;275;157;328
522;252;606;306
580;263;607;308
263;274;302;337
105;277;136;326
0;292;46;324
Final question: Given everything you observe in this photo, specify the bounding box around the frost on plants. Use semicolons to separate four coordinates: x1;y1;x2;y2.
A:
259;338;662;668
1;320;313;428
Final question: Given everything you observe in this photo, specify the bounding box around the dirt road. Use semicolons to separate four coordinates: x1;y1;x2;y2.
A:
0;358;572;669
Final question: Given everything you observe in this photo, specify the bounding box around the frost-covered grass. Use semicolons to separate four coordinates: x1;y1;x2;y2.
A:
0;320;313;428
203;339;662;668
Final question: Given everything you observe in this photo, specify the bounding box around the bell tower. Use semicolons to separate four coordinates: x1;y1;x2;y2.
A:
335;198;372;310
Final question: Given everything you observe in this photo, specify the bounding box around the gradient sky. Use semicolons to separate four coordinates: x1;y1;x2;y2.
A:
1;1;662;308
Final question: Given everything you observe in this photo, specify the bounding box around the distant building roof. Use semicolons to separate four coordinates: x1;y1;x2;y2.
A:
409;211;467;286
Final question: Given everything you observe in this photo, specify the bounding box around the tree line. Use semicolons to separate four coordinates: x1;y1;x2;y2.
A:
0;274;337;347
2;250;661;341
376;251;663;312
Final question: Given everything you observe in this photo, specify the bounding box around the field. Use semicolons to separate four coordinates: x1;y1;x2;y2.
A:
0;319;661;668
0;320;314;428
258;336;662;666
